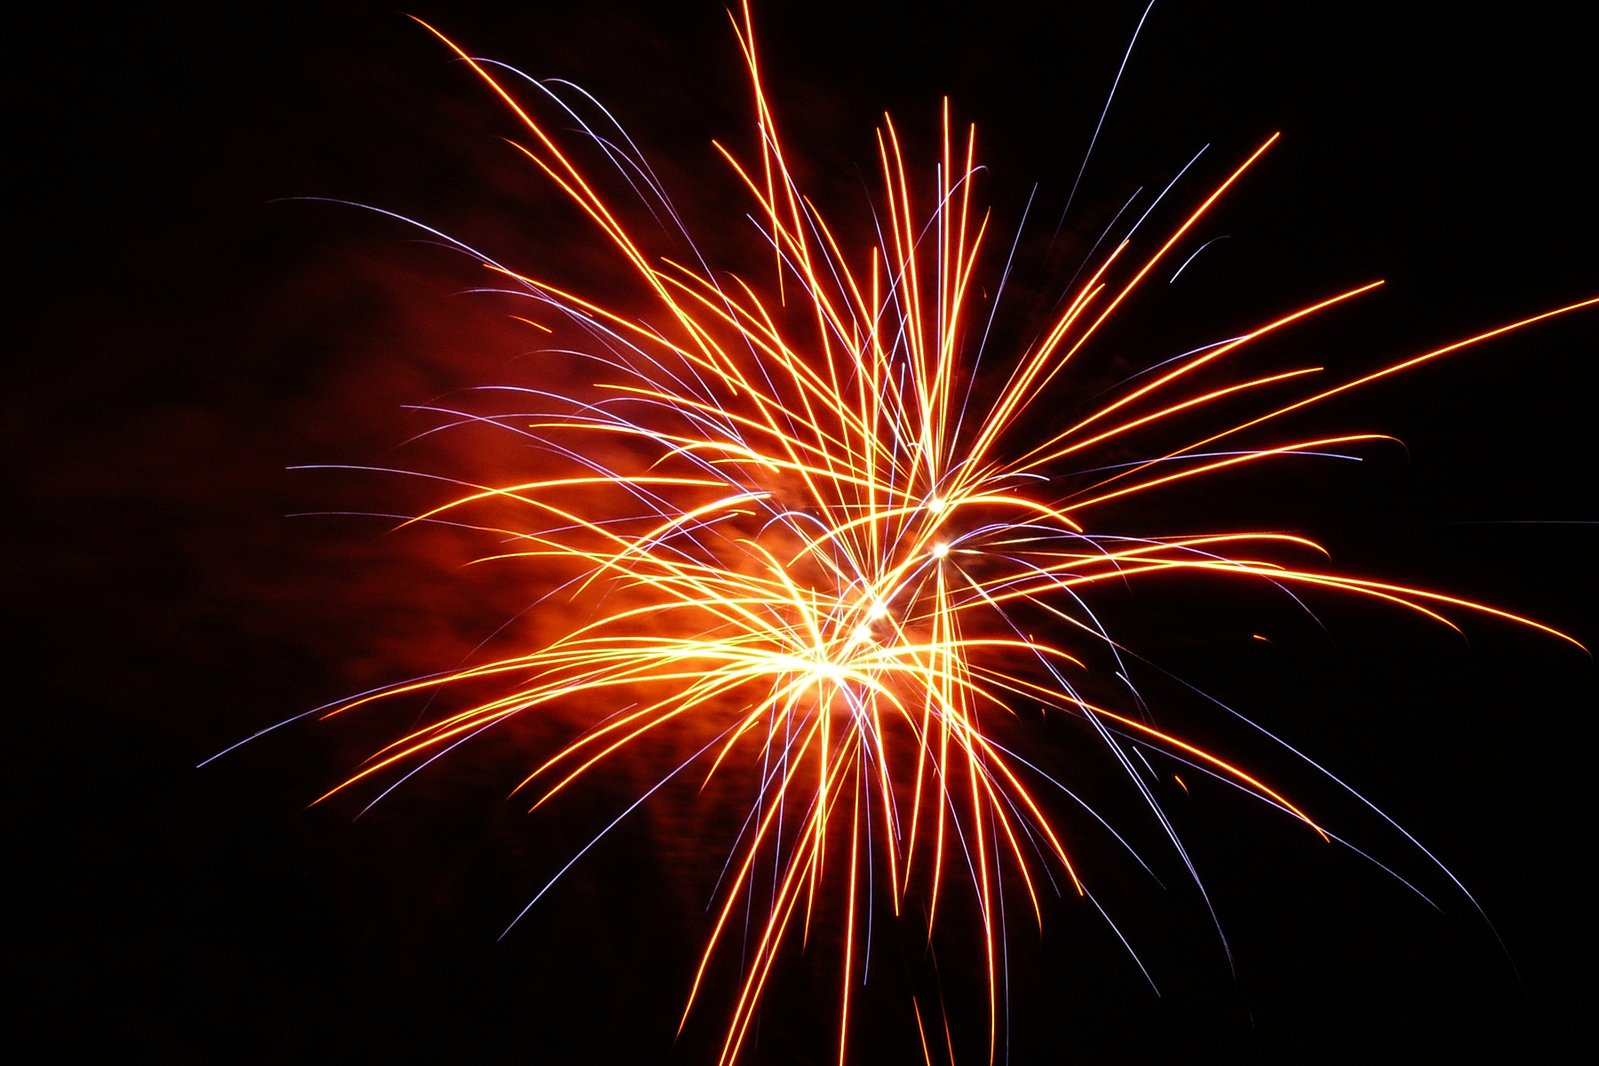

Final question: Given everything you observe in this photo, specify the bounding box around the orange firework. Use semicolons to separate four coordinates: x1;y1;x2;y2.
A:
241;5;1592;1064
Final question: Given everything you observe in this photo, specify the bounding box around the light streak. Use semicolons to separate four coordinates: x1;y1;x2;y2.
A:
249;6;1594;1063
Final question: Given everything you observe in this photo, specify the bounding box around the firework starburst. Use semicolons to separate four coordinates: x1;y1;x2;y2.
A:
219;5;1593;1063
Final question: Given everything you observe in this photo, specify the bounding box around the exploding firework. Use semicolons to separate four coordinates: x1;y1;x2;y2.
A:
219;4;1593;1063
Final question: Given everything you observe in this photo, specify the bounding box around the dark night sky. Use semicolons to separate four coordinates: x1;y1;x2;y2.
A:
14;3;1596;1062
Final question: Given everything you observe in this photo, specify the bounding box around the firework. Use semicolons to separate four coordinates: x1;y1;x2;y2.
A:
230;5;1592;1063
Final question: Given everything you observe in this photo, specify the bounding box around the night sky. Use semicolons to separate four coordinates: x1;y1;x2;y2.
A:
16;3;1596;1062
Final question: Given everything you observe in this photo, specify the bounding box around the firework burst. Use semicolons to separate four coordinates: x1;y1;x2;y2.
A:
224;5;1593;1063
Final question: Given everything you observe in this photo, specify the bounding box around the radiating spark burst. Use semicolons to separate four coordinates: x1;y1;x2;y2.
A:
230;5;1592;1063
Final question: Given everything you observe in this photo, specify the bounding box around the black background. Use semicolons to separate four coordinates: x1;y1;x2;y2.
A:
14;2;1595;1062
